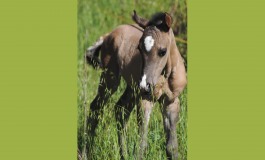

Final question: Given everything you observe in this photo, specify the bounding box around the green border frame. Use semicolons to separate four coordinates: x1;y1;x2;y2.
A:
1;0;265;159
0;0;77;159
188;0;265;159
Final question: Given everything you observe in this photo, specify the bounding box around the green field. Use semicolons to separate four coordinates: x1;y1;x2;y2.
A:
77;0;187;159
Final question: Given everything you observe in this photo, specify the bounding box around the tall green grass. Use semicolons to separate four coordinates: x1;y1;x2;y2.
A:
78;0;187;159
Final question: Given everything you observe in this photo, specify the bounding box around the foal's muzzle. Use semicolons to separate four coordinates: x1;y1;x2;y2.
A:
139;82;151;95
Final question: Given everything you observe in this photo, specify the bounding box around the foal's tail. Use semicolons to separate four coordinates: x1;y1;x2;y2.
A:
85;36;104;69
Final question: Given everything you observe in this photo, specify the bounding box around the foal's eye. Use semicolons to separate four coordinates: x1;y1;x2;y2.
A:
158;48;167;57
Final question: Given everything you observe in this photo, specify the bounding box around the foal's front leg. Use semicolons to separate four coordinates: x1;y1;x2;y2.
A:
137;98;153;159
161;97;180;160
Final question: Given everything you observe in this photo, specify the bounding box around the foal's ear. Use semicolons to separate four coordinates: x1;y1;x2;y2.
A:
164;12;172;29
132;10;149;29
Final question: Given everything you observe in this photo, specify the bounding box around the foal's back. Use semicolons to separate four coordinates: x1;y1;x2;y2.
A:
101;24;144;86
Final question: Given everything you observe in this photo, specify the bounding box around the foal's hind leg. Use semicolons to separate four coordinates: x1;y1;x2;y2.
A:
160;96;180;160
86;70;120;157
115;86;138;160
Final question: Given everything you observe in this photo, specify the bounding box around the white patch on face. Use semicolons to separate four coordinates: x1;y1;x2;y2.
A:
144;36;154;52
140;74;148;90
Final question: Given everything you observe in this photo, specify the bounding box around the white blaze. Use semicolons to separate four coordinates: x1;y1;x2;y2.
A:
140;74;148;90
144;36;154;52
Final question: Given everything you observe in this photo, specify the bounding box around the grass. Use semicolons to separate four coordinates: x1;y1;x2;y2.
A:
78;0;187;159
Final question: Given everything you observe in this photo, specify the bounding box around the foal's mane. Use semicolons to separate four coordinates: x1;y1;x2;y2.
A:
149;12;166;25
148;12;171;32
132;11;172;32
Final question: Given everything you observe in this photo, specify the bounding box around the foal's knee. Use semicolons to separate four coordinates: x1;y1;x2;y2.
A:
166;97;180;122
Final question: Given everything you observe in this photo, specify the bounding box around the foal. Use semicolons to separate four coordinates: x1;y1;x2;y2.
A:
85;11;187;159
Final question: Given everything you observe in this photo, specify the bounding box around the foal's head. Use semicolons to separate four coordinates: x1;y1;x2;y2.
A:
133;11;173;94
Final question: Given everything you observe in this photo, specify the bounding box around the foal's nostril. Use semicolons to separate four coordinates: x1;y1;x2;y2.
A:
146;83;151;92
